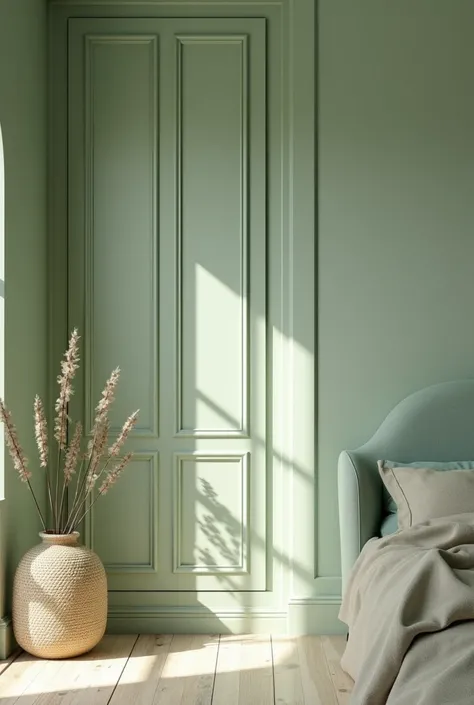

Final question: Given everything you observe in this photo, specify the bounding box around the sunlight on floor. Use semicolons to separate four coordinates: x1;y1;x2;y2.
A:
0;635;351;703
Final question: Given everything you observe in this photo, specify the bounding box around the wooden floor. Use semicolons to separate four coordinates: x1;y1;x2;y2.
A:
0;635;353;704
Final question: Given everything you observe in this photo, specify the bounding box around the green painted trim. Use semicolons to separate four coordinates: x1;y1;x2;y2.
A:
50;1;284;5
50;0;315;607
287;599;346;636
108;603;346;636
313;576;342;598
287;0;317;595
0;616;15;660
107;606;288;635
87;453;160;574
288;596;341;607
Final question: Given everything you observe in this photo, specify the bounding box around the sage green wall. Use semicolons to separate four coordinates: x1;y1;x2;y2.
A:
0;0;48;615
319;1;474;578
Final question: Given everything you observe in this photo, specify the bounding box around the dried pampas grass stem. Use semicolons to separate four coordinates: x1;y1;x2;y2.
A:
0;329;138;534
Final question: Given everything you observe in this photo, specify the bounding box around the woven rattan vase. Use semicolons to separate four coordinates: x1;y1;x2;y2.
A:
13;532;107;659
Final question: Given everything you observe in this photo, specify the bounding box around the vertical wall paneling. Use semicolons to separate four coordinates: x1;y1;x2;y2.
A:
68;17;268;592
83;35;159;439
176;35;250;438
51;0;316;632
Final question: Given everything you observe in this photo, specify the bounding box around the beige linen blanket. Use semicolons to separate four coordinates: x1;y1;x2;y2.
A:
339;513;474;704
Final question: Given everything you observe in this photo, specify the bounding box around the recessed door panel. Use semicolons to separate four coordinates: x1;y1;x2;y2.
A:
68;17;267;590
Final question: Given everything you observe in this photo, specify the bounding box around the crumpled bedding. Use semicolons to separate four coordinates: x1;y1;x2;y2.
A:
339;513;474;704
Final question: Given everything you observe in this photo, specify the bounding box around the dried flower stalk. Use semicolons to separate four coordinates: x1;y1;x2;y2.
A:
109;410;139;457
0;399;46;529
1;400;31;483
68;367;121;526
91;368;120;434
66;417;111;532
86;472;99;491
64;421;82;485
54;329;80;449
88;419;109;478
0;330;138;534
100;453;133;494
73;452;134;528
34;394;56;525
34;396;48;468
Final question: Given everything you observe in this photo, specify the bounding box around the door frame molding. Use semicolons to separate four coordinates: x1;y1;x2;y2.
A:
48;0;324;633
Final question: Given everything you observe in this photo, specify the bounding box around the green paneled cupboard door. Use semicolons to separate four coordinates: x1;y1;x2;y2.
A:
68;18;267;590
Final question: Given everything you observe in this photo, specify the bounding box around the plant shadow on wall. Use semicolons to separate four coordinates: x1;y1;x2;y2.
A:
170;253;317;603
189;458;315;599
196;477;242;584
186;389;315;598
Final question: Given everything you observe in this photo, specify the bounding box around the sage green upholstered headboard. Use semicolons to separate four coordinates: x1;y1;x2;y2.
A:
338;379;474;595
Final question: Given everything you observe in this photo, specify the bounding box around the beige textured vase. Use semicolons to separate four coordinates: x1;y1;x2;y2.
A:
13;532;107;659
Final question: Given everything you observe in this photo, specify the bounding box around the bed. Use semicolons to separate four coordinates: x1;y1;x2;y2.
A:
337;379;474;704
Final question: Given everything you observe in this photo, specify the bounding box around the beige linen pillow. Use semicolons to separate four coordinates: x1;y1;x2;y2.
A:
378;461;474;529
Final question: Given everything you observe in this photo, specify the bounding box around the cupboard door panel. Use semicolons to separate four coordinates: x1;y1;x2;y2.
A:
68;17;267;590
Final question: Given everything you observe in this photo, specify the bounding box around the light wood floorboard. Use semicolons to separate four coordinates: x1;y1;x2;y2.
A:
297;636;340;705
271;636;305;705
0;651;50;705
321;636;354;705
0;649;21;677
0;634;353;704
213;635;273;705
0;635;137;705
108;634;173;704
151;634;219;705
